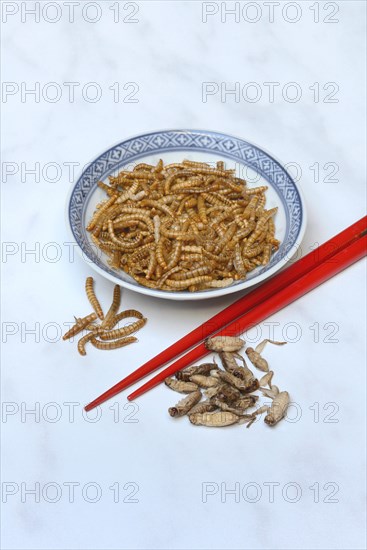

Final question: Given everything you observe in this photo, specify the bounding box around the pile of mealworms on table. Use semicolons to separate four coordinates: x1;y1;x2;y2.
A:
165;336;289;428
63;277;146;355
86;159;280;292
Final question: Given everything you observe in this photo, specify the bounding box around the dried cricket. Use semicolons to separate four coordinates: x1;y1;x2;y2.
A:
188;400;217;415
204;386;222;399
245;339;286;372
214;383;242;404
264;391;290;426
189;411;246;427
175;362;218;381
234;395;259;410
221;353;259;392
214;371;258;394
165;377;199;394
260;386;279;399
259;371;274;388
205;336;245;352
219;351;240;374
164;326;291;430
210;398;252;416
168;391;202;417
189;375;219;388
246;405;271;428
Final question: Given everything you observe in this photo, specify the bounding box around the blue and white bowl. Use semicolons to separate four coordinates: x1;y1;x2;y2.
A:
66;129;306;300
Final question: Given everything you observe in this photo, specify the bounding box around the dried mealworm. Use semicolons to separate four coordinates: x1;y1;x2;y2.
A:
165;276;212;290
153;215;160;243
111;309;144;323
171;266;211;281
183;159;212;169
99;317;146;340
197;194;208;224
85;277;104;320
87;195;117;231
168;391;202;417
233;243;246;278
243;244;265;259
156;237;168;269
156;266;182;288
91;336;137;351
205;336;245;352
165;377;199;394
166;241;182;270
146;249;157;279
262;243;272;265
97;180;115;196
101;284;121;329
188;411;245;427
107;220;143;250
264;391;289;426
206;278;234;288
246;185;268;195
63;312;97;340
77;328;103;356
140;200;174;218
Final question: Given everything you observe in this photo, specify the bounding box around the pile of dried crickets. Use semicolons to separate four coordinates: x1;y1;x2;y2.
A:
86;159;280;292
63;277;146;355
165;336;289;428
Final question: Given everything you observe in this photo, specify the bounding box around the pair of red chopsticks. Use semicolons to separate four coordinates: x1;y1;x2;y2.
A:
85;216;367;411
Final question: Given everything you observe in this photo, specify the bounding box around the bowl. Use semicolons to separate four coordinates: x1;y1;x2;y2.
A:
66;129;306;300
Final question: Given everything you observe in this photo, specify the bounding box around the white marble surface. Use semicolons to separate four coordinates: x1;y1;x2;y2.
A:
1;1;366;549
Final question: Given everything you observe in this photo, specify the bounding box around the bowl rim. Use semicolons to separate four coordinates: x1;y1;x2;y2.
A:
65;128;307;301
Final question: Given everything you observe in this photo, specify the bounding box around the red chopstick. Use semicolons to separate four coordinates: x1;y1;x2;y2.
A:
128;230;366;400
85;216;366;411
